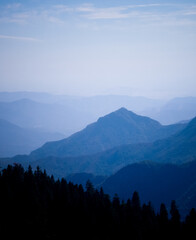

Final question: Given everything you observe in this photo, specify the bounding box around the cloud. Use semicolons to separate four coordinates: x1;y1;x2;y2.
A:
47;16;65;24
76;5;94;13
75;3;196;26
84;9;130;20
0;10;35;24
127;4;162;9
76;5;130;19
53;5;73;13
0;35;41;42
5;3;22;9
76;4;163;20
183;11;196;16
0;3;68;25
1;2;196;27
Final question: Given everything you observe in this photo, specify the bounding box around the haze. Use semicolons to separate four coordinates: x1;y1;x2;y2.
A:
0;0;196;98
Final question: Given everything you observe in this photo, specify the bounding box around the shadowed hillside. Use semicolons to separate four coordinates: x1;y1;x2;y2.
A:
101;160;196;217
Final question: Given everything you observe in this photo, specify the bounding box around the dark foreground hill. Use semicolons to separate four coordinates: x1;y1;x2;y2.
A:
30;108;186;159
1;164;196;240
101;160;196;217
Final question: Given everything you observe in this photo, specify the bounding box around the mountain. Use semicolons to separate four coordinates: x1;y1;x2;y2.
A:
1;91;196;128
16;115;195;178
80;115;196;174
62;95;166;119
30;108;186;159
146;97;196;125
101;160;196;217
0;119;64;157
0;92;167;135
1;109;195;178
0;91;165;112
0;91;59;103
144;116;196;164
0;99;92;136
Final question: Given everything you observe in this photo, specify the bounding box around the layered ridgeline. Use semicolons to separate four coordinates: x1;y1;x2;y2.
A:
0;98;92;136
24;114;196;178
30;108;185;159
0;119;64;157
147;97;196;125
1;108;195;178
1;92;196;125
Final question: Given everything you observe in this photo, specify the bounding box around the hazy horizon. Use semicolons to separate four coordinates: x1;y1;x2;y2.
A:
1;90;196;101
0;0;196;99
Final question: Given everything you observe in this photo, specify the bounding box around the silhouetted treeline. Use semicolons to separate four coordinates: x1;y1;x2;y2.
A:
0;164;196;240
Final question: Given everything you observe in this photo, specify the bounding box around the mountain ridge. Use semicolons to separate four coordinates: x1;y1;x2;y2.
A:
1;109;195;178
21;115;196;177
30;108;186;159
0;119;64;157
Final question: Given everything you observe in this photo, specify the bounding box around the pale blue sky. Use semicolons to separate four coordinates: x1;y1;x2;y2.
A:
0;0;196;98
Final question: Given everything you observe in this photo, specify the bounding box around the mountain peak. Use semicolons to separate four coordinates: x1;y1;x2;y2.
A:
30;108;186;159
111;107;157;124
115;107;137;116
97;107;139;124
115;107;138;116
116;107;129;113
109;107;139;119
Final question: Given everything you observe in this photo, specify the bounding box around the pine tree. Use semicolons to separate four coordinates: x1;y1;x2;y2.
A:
170;200;180;225
184;208;196;239
1;164;196;240
169;200;181;239
132;191;141;212
159;203;169;225
85;180;95;195
157;203;169;240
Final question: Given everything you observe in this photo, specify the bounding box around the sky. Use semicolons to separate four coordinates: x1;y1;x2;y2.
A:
0;0;196;99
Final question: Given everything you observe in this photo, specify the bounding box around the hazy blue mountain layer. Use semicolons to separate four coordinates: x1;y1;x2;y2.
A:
1;110;194;178
18;115;196;178
146;97;196;125
1;92;196;130
30;108;186;159
0;119;64;157
0;93;166;136
0;99;92;136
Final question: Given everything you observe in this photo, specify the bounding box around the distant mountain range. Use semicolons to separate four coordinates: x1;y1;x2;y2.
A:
0;92;166;136
30;108;186;159
0;92;196;136
11;112;194;178
0;99;92;136
146;97;196;125
0;91;166;112
0;119;64;157
1;107;194;177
